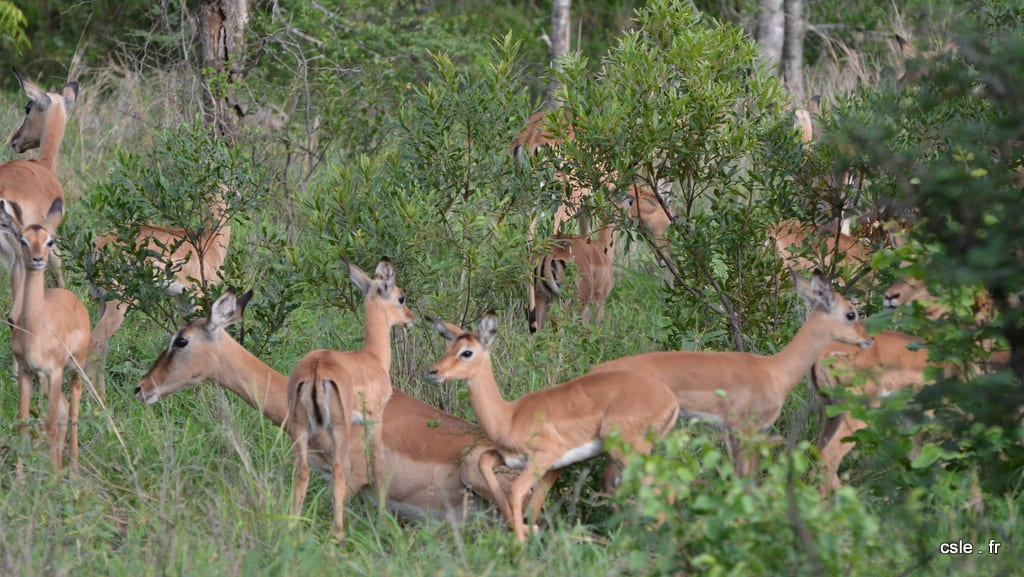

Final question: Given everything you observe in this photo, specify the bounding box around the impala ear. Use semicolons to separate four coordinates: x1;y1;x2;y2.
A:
794;267;835;309
346;259;371;294
14;69;48;108
428;316;462;342
62;81;78;112
44;197;63;230
374;257;396;295
478;312;499;347
0;200;24;232
206;288;252;332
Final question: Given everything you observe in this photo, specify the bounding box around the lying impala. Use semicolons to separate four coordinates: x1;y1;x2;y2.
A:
1;69;77;323
1;198;90;473
88;193;230;397
811;331;930;495
428;313;679;542
287;258;415;542
589;269;873;476
136;288;514;522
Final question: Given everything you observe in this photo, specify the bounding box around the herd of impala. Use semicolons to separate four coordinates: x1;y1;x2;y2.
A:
2;69;1003;543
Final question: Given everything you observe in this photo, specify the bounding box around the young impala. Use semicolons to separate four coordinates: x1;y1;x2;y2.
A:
1;69;77;322
428;313;679;542
286;258;414;542
136;289;514;522
1;198;90;473
589;269;873;476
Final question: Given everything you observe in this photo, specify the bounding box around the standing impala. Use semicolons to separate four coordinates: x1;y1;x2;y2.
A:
428;313;679;542
589;269;873;476
136;289;514;522
287;258;414;542
810;331;930;495
88;191;230;397
1;69;77;322
1;198;90;473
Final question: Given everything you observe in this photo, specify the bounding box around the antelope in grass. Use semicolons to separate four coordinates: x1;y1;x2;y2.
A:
428;313;679;542
1;69;77;323
589;269;873;477
136;289;515;522
287;258;414;542
88;190;230;397
1;198;90;473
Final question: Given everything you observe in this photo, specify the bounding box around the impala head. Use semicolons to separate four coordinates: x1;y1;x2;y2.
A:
792;268;873;349
347;257;415;329
2;197;63;270
883;276;933;310
9;69;78;153
427;313;498;383
136;288;253;404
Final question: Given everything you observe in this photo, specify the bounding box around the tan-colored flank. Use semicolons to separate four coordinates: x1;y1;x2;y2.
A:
136;289;513;521
811;331;929;495
769;219;871;273
88;192;230;396
1;198;90;474
286;258;415;542
589;269;873;476
428;314;679;542
1;70;77;321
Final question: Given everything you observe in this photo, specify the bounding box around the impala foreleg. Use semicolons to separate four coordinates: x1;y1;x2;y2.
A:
88;298;129;399
45;369;70;472
474;448;512;522
68;368;83;472
525;468;562;522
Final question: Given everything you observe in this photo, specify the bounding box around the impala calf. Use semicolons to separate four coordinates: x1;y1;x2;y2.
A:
136;289;514;522
287;258;414;541
88;193;230;397
1;69;77;322
810;331;930;495
428;313;679;542
589;269;873;476
1;198;90;473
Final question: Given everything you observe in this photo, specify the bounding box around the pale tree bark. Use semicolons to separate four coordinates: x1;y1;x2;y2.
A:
197;0;250;141
756;0;784;71
783;0;806;103
547;0;571;110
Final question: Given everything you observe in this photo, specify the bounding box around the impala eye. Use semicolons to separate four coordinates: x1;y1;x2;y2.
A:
459;349;473;359
46;238;55;248
18;237;27;247
173;336;189;349
846;311;857;321
24;102;31;115
398;294;406;305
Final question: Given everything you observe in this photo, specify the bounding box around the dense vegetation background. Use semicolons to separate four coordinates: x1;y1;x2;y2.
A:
0;0;1020;575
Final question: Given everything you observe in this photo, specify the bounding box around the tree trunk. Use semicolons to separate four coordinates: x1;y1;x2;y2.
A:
756;0;784;71
547;0;571;110
197;0;249;141
783;0;806;103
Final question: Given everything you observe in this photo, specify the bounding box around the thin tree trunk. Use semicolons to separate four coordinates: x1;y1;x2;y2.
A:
198;0;249;140
783;0;806;103
547;0;571;110
756;0;784;71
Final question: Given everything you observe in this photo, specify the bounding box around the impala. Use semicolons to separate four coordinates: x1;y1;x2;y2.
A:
1;198;90;473
136;288;514;522
1;70;77;322
528;222;615;333
589;269;873;476
88;192;230;397
769;220;871;275
428;313;680;542
287;258;414;541
622;183;678;271
810;331;930;495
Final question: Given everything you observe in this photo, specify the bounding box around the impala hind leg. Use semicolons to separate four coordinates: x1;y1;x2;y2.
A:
88;299;128;400
329;427;349;543
291;432;312;526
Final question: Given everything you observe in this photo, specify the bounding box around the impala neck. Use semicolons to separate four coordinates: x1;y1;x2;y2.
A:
597;223;615;249
36;110;67;174
213;335;290;425
465;355;516;445
771;308;840;394
19;265;46;332
362;305;394;369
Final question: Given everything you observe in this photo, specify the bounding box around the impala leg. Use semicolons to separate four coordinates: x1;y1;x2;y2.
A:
68;368;83;473
368;419;388;515
45;368;69;472
291;432;311;523
88;299;128;400
330;427;348;543
15;364;33;478
508;470;540;542
525;468;562;522
474;449;512;522
820;416;864;497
